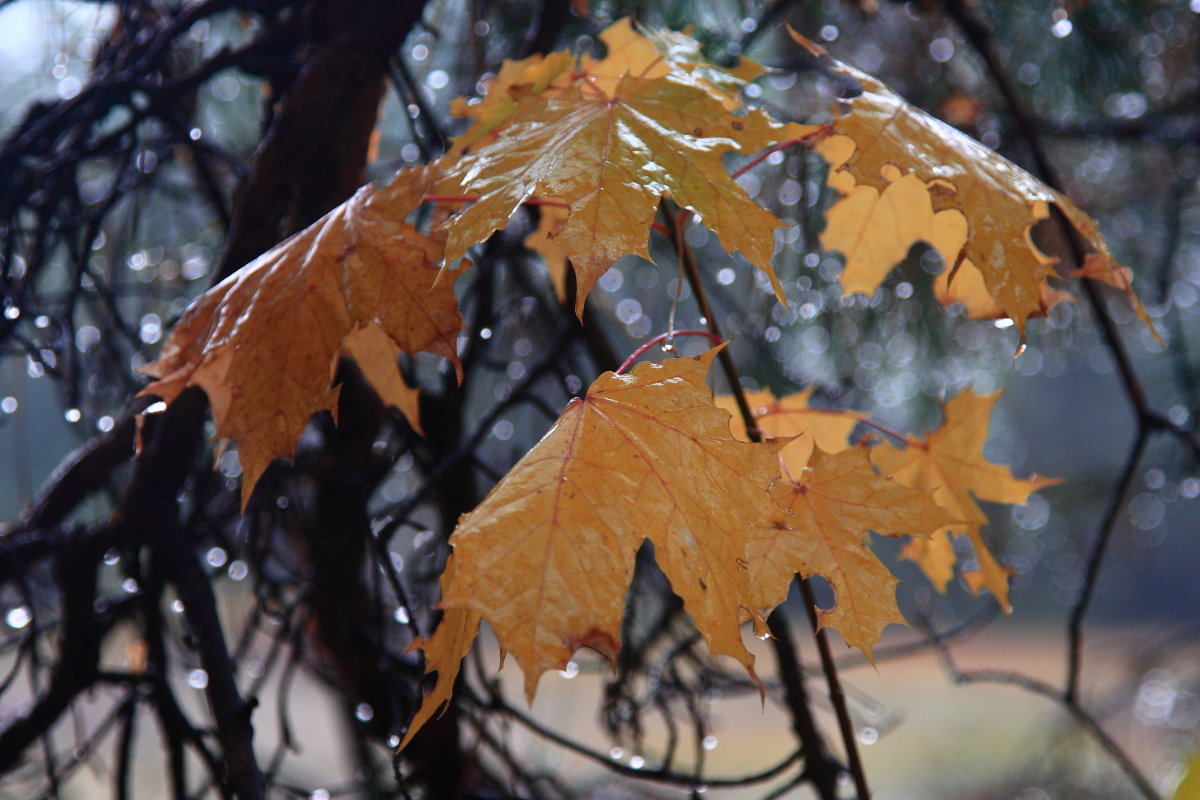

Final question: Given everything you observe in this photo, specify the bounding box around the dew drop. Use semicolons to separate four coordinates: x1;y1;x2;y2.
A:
5;606;32;629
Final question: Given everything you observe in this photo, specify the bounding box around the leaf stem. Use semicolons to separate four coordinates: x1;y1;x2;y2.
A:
729;126;831;181
614;329;723;375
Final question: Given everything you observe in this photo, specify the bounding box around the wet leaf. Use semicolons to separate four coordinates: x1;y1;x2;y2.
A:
796;30;1153;337
869;390;1059;610
430;350;788;703
141;165;461;501
752;444;955;657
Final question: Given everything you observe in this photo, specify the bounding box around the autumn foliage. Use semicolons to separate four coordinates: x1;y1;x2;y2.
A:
140;18;1150;751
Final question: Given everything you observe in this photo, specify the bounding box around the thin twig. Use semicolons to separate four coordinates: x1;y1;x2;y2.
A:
661;203;866;799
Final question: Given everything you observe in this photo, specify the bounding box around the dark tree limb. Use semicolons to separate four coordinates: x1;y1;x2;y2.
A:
0;533;104;772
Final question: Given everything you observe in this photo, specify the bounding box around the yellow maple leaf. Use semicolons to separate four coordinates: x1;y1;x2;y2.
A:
427;350;789;704
934;258;1073;320
868;390;1059;611
718;387;859;471
1173;748;1200;800
750;444;956;658
141;165;462;502
450;18;767;156
435;69;810;316
399;556;480;749
523;204;570;303
795;31;1152;337
448;50;574;154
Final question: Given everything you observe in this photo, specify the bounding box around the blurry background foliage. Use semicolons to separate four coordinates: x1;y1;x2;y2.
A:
2;0;1200;798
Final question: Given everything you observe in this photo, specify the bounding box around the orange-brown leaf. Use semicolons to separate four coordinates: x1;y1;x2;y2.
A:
448;50;574;154
797;31;1151;336
433;350;789;702
450;18;766;155
436;68;808;316
141;165;461;501
751;444;956;657
400;565;480;749
718;387;859;472
523;204;570;303
869;390;1059;611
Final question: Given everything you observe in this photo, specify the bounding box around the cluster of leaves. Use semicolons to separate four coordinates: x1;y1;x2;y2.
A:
139;18;1150;748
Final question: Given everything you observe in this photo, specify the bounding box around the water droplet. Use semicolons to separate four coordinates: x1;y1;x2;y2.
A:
65;408;82;423
702;735;718;751
188;669;209;689
559;661;579;679
5;606;32;629
629;755;645;770
859;727;879;745
388;734;401;748
1051;18;1073;38
355;703;374;722
609;747;624;760
393;606;410;624
206;547;228;568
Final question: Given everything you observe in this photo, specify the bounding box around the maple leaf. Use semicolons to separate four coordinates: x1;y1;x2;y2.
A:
435;30;813;315
427;350;789;704
450;18;766;155
524;204;570;303
399;556;480;750
933;257;1073;320
718;387;858;470
448;50;574;154
868;390;1059;611
748;444;956;657
141;165;462;501
795;32;1152;336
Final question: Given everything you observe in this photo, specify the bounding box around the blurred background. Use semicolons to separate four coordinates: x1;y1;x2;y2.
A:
2;1;1200;798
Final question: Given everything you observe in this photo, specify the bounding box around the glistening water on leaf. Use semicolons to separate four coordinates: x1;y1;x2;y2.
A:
754;444;957;659
424;350;788;708
140;165;461;503
794;29;1157;340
